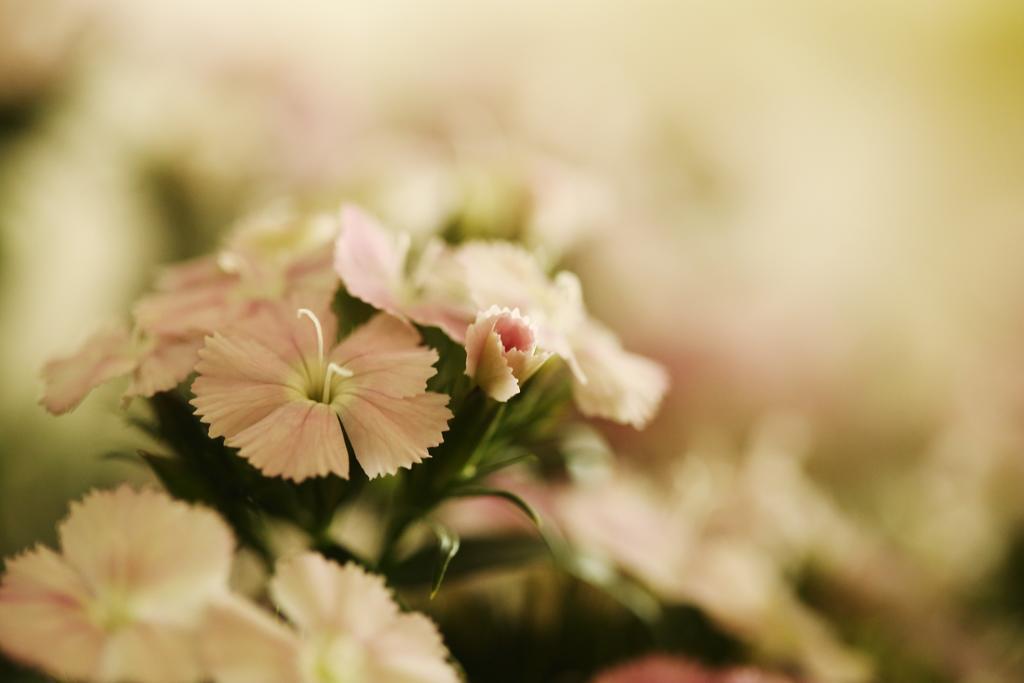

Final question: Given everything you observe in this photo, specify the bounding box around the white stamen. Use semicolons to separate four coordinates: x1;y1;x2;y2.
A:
296;308;325;362
322;362;354;403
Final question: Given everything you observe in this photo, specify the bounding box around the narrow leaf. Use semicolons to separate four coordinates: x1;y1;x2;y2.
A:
447;486;543;530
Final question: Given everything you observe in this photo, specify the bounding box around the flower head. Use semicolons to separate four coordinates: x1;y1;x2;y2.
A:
0;486;233;683
333;204;473;340
464;306;552;401
134;213;337;340
41;209;339;416
191;298;452;481
201;552;459;683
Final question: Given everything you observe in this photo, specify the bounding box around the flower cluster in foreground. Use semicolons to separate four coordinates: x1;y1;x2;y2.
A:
2;201;675;682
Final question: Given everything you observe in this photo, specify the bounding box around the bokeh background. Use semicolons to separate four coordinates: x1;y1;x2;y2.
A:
3;1;1024;680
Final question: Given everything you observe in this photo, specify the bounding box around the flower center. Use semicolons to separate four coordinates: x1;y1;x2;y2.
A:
87;591;135;632
302;633;368;683
494;314;535;352
296;308;353;403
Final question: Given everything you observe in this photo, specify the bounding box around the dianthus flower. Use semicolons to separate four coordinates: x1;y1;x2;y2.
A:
333;204;473;340
40;209;339;415
332;205;667;426
191;298;451;481
0;487;233;683
201;552;459;683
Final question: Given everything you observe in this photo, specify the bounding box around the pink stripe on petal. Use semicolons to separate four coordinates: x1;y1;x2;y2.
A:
194;333;298;387
230;401;349;481
340;391;452;479
330;314;439;399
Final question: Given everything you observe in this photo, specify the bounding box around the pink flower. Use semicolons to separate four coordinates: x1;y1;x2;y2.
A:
0;486;234;683
592;656;799;683
40;325;202;415
333;204;473;340
191;298;452;481
41;209;339;416
456;241;668;428
464;306;552;401
201;552;459;683
333;204;667;426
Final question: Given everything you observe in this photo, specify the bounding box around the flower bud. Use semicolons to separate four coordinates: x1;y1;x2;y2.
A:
464;306;552;401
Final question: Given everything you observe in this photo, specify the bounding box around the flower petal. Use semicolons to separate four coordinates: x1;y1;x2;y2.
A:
40;325;137;415
100;622;204;683
334;204;406;314
338;391;452;479
125;336;203;400
367;612;460;683
200;594;302;683
330;314;439;399
0;546;104;681
191;331;303;440
133;256;238;337
58;486;234;623
464;315;519;402
229;400;350;481
269;553;397;638
570;320;668;429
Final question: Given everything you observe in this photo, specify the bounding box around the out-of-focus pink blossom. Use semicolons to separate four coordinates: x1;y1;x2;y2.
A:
592;655;799;683
0;486;234;683
201;552;459;683
134;209;339;340
191;298;451;481
40;325;202;415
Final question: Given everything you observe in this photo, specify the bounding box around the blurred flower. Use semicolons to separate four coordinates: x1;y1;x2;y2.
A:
40;324;201;415
457;241;668;428
39;208;340;416
134;209;339;339
0;486;233;683
191;299;451;481
333;204;471;340
464;305;551;401
201;552;458;683
551;446;871;682
592;655;798;683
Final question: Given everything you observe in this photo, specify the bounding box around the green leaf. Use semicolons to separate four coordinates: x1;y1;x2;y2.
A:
427;522;461;599
447;486;543;530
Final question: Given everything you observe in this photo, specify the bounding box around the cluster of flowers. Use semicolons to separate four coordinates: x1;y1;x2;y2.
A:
0;203;669;682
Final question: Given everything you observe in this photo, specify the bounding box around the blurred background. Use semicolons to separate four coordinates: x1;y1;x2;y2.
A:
3;0;1024;680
